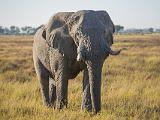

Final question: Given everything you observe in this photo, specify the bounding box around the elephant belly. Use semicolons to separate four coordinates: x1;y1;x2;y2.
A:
67;61;86;79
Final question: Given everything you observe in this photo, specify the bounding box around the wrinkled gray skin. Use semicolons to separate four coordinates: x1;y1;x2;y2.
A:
33;10;121;113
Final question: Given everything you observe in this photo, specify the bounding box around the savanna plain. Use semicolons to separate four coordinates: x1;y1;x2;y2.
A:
0;34;160;120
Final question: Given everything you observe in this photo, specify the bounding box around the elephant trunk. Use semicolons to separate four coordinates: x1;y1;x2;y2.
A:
86;61;102;113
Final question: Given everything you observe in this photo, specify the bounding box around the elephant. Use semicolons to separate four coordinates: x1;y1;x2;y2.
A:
33;10;121;113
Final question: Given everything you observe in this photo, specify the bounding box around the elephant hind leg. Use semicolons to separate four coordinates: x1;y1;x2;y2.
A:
81;69;92;111
33;50;50;106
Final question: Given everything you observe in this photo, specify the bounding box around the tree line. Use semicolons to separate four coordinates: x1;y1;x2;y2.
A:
0;25;159;35
0;26;38;35
0;25;124;35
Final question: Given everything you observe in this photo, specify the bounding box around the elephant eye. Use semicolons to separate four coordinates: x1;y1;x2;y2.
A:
103;30;106;35
75;16;80;22
103;30;107;38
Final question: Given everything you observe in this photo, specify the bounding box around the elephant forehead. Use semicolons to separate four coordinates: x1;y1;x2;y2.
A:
68;10;111;33
77;13;106;29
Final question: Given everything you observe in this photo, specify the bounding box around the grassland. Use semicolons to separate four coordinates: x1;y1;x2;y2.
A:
0;34;160;120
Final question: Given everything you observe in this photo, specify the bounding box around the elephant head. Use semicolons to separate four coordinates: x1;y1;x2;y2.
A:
42;10;121;113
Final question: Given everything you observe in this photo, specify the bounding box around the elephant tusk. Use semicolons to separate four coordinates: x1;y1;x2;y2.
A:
77;53;83;61
104;42;126;56
108;48;127;55
109;49;121;55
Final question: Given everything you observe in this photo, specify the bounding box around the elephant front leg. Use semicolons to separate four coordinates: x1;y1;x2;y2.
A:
33;57;50;106
81;69;92;111
55;71;68;109
49;77;56;108
39;75;50;107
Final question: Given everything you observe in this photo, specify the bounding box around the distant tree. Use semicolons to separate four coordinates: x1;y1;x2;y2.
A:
16;27;20;34
10;26;16;32
148;28;154;33
115;25;124;33
0;26;4;34
21;27;26;32
27;28;36;35
4;27;10;34
10;26;20;34
21;26;33;34
155;29;160;33
21;26;32;31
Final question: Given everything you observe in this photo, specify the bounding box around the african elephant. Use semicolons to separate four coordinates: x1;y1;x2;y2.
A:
33;10;121;113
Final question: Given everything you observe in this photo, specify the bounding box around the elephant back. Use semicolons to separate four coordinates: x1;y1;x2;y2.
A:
46;12;74;41
33;26;51;70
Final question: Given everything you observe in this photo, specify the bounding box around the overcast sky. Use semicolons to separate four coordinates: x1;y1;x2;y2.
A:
0;0;160;29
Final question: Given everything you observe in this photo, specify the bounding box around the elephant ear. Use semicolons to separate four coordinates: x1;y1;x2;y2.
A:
96;11;115;45
42;28;46;40
96;11;115;34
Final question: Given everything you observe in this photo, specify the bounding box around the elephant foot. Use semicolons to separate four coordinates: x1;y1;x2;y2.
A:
48;102;56;109
43;101;51;108
56;99;68;109
81;104;92;112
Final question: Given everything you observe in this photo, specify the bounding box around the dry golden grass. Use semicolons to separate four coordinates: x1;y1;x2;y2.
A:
0;34;160;120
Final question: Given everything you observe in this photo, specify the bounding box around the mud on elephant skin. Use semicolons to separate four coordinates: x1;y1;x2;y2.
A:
33;10;122;113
